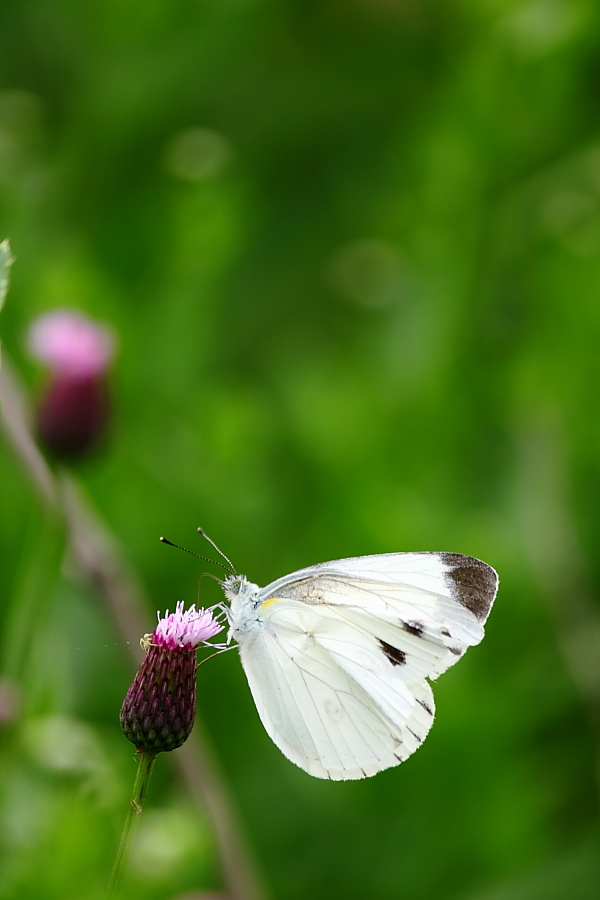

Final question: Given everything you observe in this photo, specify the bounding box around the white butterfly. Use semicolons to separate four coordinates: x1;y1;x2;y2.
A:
219;550;498;781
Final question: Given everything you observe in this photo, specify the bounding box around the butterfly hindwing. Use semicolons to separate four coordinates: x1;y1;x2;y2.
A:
238;601;436;779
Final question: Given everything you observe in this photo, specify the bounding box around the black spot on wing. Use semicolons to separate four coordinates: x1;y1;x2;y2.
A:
402;621;424;637
417;697;433;715
379;640;406;666
440;553;498;623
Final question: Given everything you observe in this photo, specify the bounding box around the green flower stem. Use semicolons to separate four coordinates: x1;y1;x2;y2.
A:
108;750;156;897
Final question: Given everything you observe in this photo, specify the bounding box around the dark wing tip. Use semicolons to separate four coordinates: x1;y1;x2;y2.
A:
440;553;498;623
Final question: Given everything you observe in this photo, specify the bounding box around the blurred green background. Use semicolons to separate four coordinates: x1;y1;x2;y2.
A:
1;0;600;898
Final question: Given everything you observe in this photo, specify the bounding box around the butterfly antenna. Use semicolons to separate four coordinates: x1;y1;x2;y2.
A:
159;537;232;574
197;527;237;575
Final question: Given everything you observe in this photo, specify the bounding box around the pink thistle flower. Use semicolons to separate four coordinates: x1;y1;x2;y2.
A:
120;603;223;755
27;309;115;459
154;601;224;649
28;309;114;377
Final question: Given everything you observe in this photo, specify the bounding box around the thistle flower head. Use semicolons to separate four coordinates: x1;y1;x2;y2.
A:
28;309;114;377
120;604;223;755
153;601;223;649
27;309;115;459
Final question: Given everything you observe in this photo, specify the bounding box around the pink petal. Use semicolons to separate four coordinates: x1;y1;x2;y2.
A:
28;309;115;376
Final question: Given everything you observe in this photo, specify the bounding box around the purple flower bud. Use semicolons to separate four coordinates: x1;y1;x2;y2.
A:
120;603;223;755
28;309;115;460
36;374;110;459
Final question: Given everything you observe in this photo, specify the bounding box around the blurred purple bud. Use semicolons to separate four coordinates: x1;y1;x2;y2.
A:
120;603;223;755
28;309;115;459
37;373;110;459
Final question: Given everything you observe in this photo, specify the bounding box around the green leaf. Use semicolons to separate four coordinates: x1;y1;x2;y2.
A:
0;238;14;313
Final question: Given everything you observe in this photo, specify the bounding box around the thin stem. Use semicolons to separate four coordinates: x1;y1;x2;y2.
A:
107;750;156;898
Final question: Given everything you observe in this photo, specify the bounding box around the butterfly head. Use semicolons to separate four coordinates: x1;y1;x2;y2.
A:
222;572;260;612
223;573;244;594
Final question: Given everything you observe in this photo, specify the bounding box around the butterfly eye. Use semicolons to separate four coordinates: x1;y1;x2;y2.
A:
229;580;242;595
